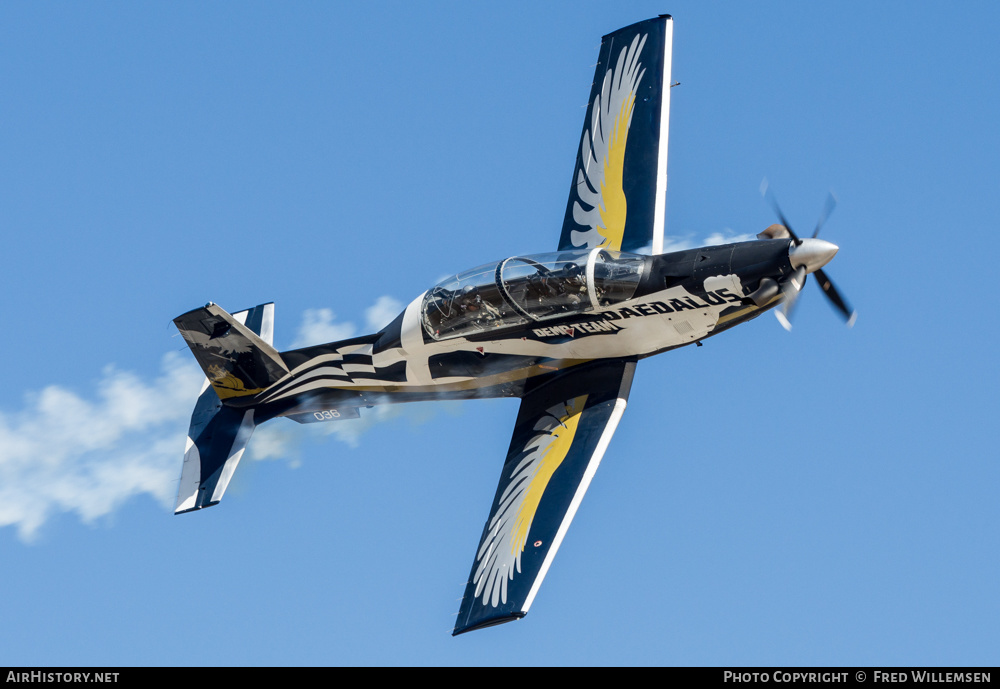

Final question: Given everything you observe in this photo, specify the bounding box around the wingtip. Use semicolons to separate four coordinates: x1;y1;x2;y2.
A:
451;612;526;636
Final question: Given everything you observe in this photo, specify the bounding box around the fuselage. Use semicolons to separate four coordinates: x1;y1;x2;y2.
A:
240;238;803;424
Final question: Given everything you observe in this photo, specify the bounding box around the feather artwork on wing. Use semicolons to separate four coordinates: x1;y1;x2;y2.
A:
472;395;588;607
570;33;647;251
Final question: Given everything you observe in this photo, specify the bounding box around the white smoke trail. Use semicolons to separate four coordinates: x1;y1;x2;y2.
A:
0;352;204;541
0;297;423;542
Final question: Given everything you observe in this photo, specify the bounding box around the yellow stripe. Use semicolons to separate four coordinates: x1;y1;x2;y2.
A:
509;395;588;556
597;92;635;251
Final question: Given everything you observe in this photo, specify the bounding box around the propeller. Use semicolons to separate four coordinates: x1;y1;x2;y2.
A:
773;265;806;331
760;180;856;330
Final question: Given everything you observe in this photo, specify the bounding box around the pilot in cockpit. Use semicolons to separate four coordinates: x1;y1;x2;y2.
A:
554;262;587;307
458;286;502;325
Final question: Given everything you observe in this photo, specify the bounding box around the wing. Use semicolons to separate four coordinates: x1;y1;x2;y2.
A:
558;15;673;255
453;358;636;635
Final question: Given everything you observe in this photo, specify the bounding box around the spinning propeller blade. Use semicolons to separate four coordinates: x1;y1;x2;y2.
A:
814;268;857;326
761;179;801;244
775;265;807;331
812;192;837;239
760;181;856;329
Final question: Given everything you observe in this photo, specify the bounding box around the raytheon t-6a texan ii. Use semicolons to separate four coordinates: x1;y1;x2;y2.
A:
172;15;854;635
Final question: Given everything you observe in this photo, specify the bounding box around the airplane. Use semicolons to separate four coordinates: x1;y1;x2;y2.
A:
171;15;854;635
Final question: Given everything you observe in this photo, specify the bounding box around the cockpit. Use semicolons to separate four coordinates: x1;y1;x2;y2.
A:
421;248;646;340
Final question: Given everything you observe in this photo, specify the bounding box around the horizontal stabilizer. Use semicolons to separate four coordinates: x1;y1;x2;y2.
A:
175;401;255;513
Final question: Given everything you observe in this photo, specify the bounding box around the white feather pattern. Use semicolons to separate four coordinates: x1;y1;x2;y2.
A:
570;33;647;249
472;397;585;607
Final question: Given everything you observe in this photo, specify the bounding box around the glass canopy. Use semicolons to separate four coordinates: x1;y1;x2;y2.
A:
421;249;645;340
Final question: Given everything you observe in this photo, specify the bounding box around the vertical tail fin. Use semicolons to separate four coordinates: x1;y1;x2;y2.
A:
174;302;277;514
173;302;287;401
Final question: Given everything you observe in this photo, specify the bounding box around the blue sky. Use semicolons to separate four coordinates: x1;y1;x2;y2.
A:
1;1;997;666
